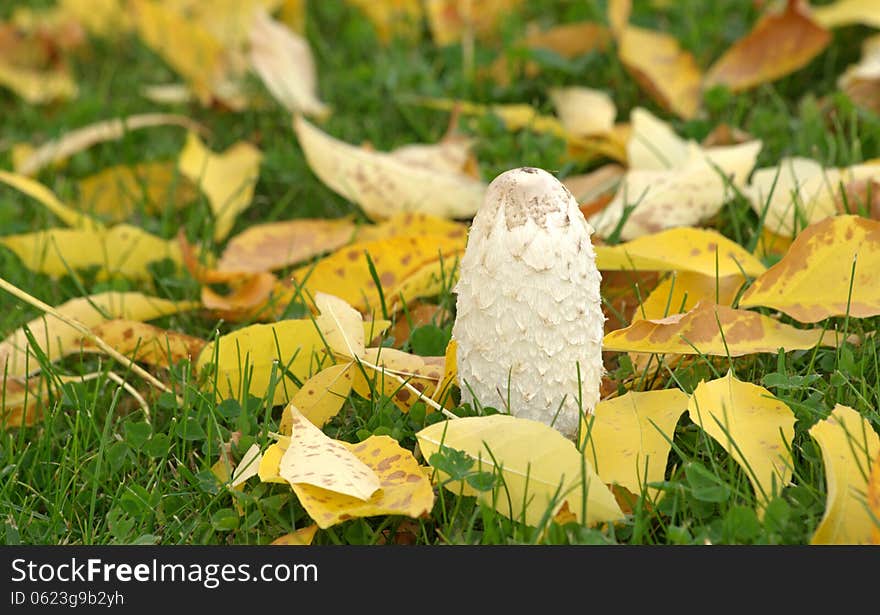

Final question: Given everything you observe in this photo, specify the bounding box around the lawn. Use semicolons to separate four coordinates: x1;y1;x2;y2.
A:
1;0;879;546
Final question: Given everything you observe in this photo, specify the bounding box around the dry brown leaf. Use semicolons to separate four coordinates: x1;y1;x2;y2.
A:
704;0;831;93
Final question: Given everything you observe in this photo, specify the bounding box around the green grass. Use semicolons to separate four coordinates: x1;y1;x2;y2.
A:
1;0;879;545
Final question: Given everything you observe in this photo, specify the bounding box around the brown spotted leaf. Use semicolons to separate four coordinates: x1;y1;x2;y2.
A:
603;301;836;356
81;320;206;369
352;347;445;412
738;215;880;322
704;0;831;93
270;525;318;545
634;271;745;321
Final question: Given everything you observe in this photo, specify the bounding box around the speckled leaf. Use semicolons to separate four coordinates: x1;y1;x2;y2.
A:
688;371;796;508
352;347;445;412
738;215;880;322
634;272;745;320
279;362;354;431
603;301;834;356
616;25;702;119
353;212;468;244
704;0;830;93
13;113;204;177
314;292;365;359
0;224;184;280
280;405;380;501
0;170;99;229
81;319;206;369
809;404;880;544
581;388;690;498
178;132;263;242
594;227;766;278
0;292;199;378
76;161;199;222
249;8;330;118
270;525;318;545
217;217;356;273
285;233;466;317
417;414;624;527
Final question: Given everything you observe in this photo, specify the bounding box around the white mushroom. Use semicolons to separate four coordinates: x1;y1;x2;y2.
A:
452;167;604;440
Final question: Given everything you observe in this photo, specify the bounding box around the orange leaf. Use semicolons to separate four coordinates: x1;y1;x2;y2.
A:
704;0;831;93
603;301;835;356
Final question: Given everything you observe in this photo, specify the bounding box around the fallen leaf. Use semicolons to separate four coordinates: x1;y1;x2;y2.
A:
293;114;486;221
81;319;206;368
594;226;767;278
0;224;184;280
386;302;448;346
14;113;206;177
868;450;880;544
549;86;616;137
217;217;356;273
603;301;836;356
353;212;468;244
738;215;880;322
562;163;624;207
177;131;263;242
345;0;423;44
0;292;199;378
838;34;880;116
314;292;365;359
0;375;49;427
280;404;381;500
688;371;796;509
291;435;434;528
248;8;330;118
279;362;355;430
352;346;445;412
0;170;99;229
58;0;131;38
588;109;762;240
424;0;523;46
744;156;880;237
417;414;624;527
200;272;279;322
433;337;458;406
582;388;689;500
230;443;263;488
634;271;745;321
600;269;662;331
76;161;199;222
0;60;77;104
810;0;880;29
809;404;880;544
270;525;318;545
615;24;702;119
258;439;288;483
704;0;831;93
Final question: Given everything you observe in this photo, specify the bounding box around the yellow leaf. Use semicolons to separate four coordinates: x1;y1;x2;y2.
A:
0;292;199;378
744;157;880;237
353;212;468;244
594;226;767;278
293;435;435;529
58;0;131;37
217;217;356;273
433;337;458;406
14;113;205;177
280;405;380;501
279;363;355;431
588;110;762;240
258;440;288;483
286;233;466;317
177;131;263;242
603;301;835;356
549;86;616;137
81;319;206;369
704;0;831;93
248;8;330;118
868;450;880;544
0;61;77;104
424;0;523;46
809;404;880;544
811;0;880;29
738;215;880;322
293;114;486;221
76;161;199;222
130;0;229;106
417;414;624;527
0;224;184;280
634;271;745;321
1;375;53;427
230;443;263;488
0;170;99;229
616;25;702;120
688;371;795;509
345;0;423;44
270;525;318;545
352;347;445;412
581;388;690;498
314;292;365;359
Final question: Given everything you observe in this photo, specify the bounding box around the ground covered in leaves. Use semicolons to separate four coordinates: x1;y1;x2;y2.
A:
1;0;880;545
